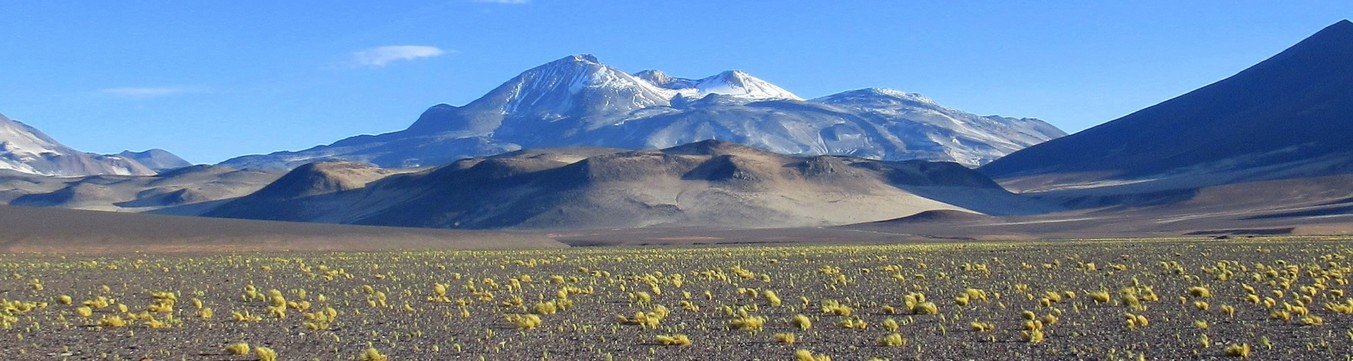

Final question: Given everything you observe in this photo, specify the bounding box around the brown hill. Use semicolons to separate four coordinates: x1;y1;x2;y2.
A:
203;162;408;221
206;140;1048;230
1;165;284;212
248;162;401;199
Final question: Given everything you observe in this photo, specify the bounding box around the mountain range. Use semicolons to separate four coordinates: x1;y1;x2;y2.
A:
0;113;179;177
221;54;1064;170
2;21;1352;242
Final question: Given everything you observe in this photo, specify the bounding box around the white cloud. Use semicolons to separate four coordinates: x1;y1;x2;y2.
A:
100;87;201;98
351;45;447;67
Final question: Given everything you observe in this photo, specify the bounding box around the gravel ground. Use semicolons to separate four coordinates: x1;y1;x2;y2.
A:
2;237;1352;360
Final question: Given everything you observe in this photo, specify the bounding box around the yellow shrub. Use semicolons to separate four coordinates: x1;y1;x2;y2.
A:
1022;329;1045;344
971;321;996;332
912;302;938;315
225;342;250;355
879;333;906;347
359;347;388;361
792;314;812;330
838;317;867;329
255;347;277;361
656;334;692;346
795;349;831;361
506;314;542;330
730;315;766;332
98;315;127;328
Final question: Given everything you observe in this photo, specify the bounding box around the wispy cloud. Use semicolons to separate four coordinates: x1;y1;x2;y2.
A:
100;86;203;99
351;45;447;67
472;0;529;4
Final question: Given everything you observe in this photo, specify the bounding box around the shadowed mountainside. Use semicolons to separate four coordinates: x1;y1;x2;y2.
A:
982;20;1353;188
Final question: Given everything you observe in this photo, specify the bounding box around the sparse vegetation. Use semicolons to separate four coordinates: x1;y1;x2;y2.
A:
1225;343;1251;358
255;346;278;361
225;342;250;355
879;333;906;347
656;334;692;346
0;237;1351;359
359;347;389;361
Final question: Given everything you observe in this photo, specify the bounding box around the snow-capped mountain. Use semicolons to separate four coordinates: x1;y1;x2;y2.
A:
0;113;157;176
815;88;1065;165
223;54;1063;170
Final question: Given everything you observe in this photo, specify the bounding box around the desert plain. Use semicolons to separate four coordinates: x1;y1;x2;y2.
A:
3;208;1352;361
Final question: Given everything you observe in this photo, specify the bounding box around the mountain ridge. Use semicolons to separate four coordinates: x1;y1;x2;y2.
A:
118;149;192;172
0;113;158;177
982;20;1353;185
222;55;1063;170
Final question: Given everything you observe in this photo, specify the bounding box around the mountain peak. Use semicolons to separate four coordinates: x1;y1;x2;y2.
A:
554;54;600;65
1293;19;1353;50
634;69;693;89
632;68;801;101
691;70;802;101
117;148;192;172
464;54;675;124
576;54;599;62
633;69;668;82
715;69;750;78
707;70;753;87
532;54;606;75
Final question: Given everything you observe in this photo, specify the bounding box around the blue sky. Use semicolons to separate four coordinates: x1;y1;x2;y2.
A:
1;1;1349;164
